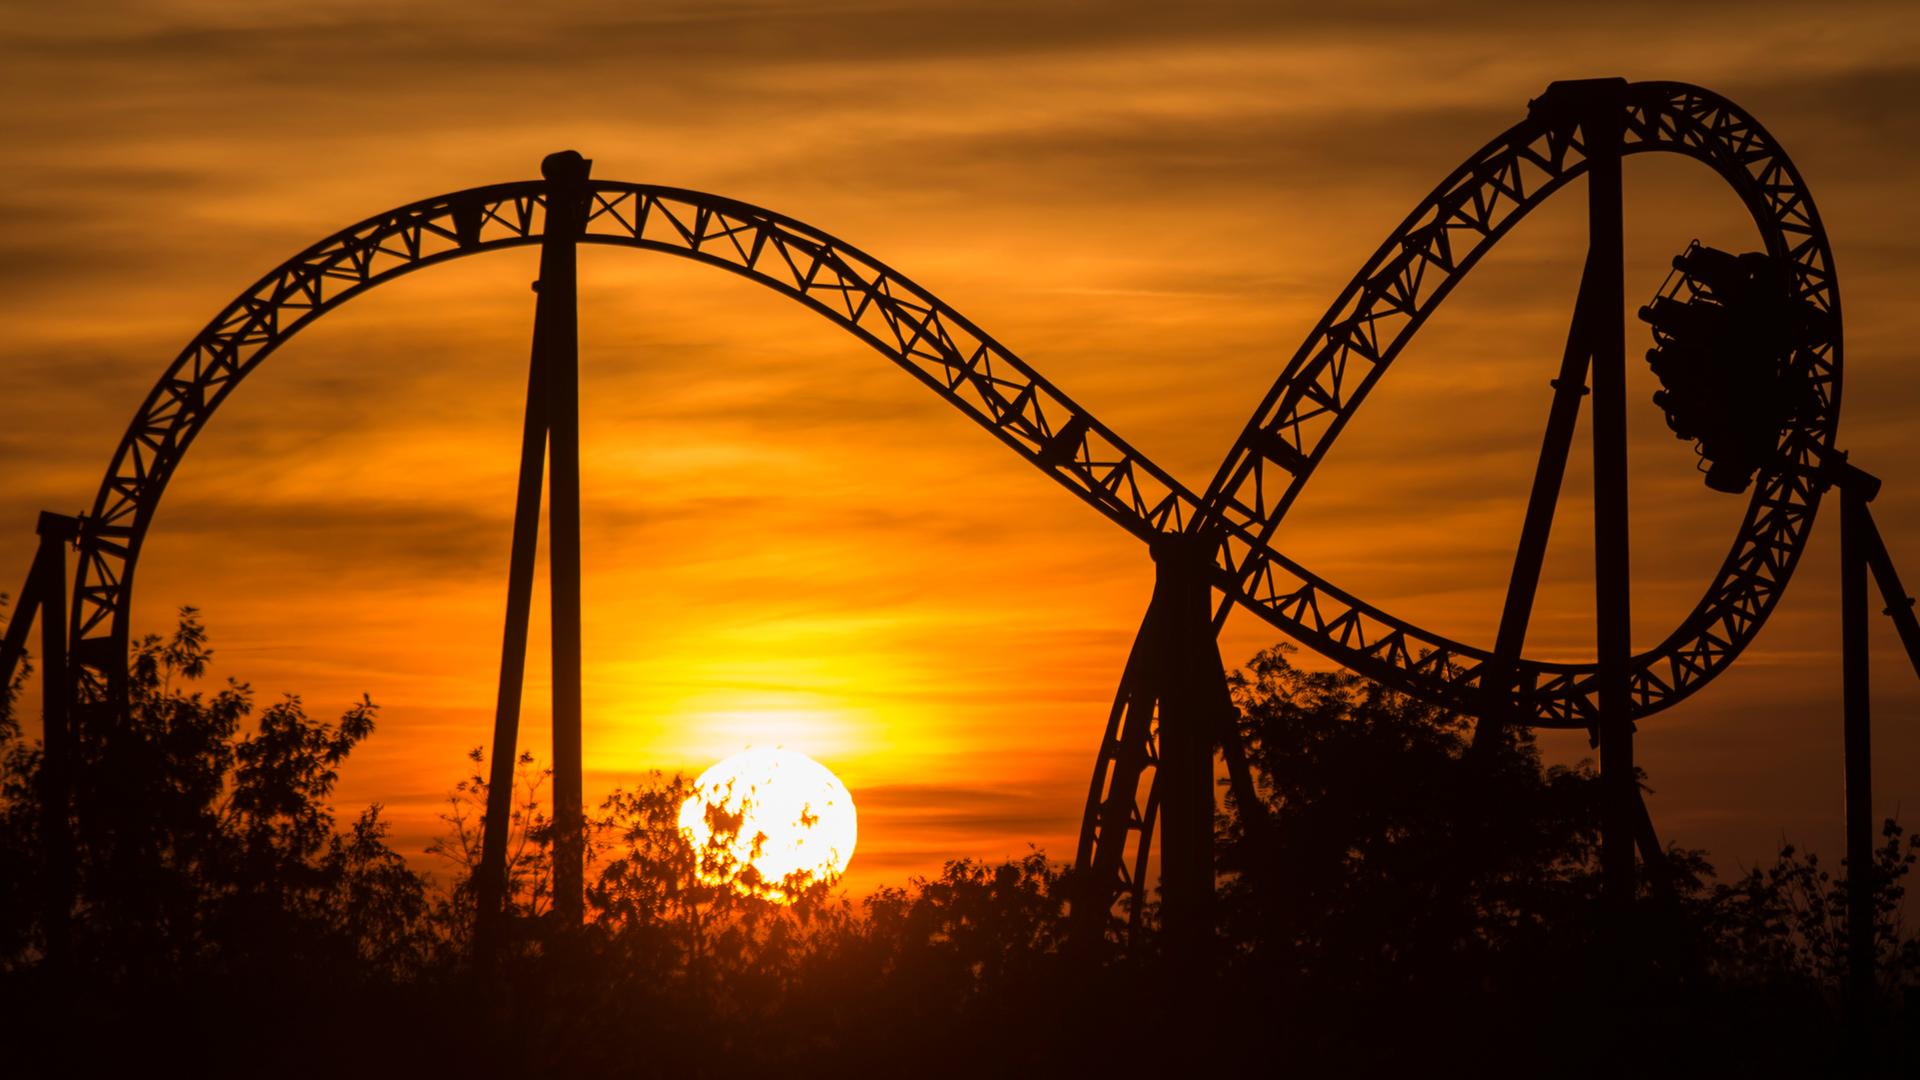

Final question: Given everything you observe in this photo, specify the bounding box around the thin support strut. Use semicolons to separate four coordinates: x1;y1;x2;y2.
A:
474;253;554;959
1840;486;1874;1012
39;514;75;969
0;548;43;697
1859;501;1920;681
1473;247;1597;750
1073;611;1158;943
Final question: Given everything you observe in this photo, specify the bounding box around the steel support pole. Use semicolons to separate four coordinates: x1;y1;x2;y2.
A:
1151;536;1218;961
474;261;553;960
541;151;592;928
35;512;77;969
1074;538;1231;953
1581;95;1636;907
1839;487;1875;1011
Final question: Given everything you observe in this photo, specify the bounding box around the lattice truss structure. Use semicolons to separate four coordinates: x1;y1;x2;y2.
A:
1068;80;1842;934
40;81;1839;936
67;180;1211;693
1192;81;1838;729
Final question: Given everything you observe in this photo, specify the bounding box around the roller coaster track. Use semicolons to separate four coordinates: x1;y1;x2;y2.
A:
1193;79;1838;727
1072;77;1841;935
60;85;1839;752
7;73;1893;1000
63;179;1201;692
0;76;1836;955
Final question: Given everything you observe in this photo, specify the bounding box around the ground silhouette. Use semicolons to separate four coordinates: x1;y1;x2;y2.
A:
0;608;1915;1075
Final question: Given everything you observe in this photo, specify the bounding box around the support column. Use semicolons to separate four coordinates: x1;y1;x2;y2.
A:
541;150;593;928
1583;88;1637;906
1840;486;1875;1010
1073;535;1230;956
36;512;78;969
1150;535;1218;960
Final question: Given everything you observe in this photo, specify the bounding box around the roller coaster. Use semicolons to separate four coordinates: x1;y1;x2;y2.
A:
4;78;1915;1010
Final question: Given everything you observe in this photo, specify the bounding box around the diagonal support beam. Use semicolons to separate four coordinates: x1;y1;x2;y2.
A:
1473;248;1598;751
1074;607;1162;943
1633;789;1669;883
1218;704;1264;838
1859;501;1920;683
474;262;553;961
0;554;43;696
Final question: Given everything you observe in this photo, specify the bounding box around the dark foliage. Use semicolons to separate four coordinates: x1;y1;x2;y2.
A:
1214;644;1916;1075
0;617;1915;1076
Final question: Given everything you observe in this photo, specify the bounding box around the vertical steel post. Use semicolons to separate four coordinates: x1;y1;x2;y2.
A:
36;512;77;968
541;151;592;928
475;263;553;959
1151;536;1217;960
1839;487;1875;1010
1584;88;1637;905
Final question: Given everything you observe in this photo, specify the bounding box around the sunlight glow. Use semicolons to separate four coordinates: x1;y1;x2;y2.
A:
677;747;858;902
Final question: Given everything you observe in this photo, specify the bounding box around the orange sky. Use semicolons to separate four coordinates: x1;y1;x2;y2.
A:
3;1;1918;898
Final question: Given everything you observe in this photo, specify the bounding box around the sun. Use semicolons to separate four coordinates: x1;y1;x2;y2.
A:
677;747;858;902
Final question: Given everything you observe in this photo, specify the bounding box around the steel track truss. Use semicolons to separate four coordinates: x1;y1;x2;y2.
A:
21;78;1843;959
1197;81;1839;728
64;180;1211;693
65;83;1840;734
1075;79;1842;935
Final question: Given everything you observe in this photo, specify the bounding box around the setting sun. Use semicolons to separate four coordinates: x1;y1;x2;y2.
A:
677;747;858;902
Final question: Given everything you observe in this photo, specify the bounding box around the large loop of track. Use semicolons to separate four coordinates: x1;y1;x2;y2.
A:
1191;80;1839;728
70;81;1836;736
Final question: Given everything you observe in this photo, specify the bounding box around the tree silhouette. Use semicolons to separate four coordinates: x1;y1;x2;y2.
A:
1213;642;1918;1074
430;745;555;945
0;609;437;1072
1;617;1915;1073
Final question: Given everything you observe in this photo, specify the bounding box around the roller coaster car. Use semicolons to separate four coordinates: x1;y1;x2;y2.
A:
1637;242;1827;494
